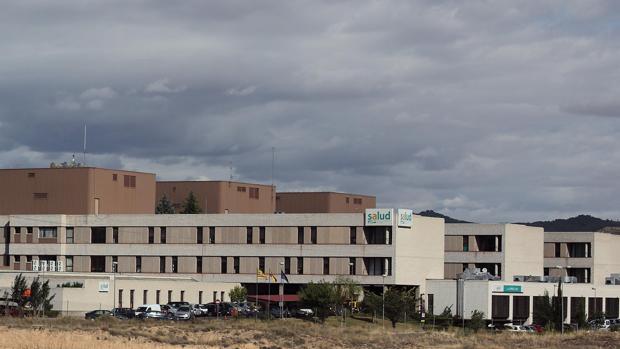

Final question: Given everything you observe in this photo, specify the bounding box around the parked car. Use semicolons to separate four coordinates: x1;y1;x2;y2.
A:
140;310;172;320
270;307;291;318
174;306;194;321
203;302;233;317
294;308;314;318
191;304;204;317
167;301;190;314
135;304;164;318
503;324;527;332
85;309;112;320
111;308;135;319
523;324;544;333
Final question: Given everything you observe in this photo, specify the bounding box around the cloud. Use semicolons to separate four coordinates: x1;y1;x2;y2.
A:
145;78;187;94
0;1;620;222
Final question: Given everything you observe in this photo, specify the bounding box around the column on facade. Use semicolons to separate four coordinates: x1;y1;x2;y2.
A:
508;295;514;322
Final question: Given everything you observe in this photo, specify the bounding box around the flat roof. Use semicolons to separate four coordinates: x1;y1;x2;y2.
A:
0;167;155;175
157;180;274;187
276;191;375;198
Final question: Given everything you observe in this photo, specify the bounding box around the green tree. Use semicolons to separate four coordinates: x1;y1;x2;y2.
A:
298;281;337;322
469;310;485;333
11;274;28;307
362;290;383;322
29;277;54;316
383;287;416;328
574;298;587;329
533;291;554;328
333;277;362;316
229;285;247;303
181;191;202;214
155;195;175;214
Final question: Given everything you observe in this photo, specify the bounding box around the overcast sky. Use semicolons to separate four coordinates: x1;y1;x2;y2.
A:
1;1;619;222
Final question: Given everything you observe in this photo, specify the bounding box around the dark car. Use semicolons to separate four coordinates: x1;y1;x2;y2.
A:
140;310;172;320
270;307;291;318
203;302;233;317
85;309;112;320
111;307;135;319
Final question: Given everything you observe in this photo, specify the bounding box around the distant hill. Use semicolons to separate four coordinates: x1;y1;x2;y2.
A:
417;210;470;223
522;214;620;232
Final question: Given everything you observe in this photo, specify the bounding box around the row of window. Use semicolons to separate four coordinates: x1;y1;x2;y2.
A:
117;289;226;309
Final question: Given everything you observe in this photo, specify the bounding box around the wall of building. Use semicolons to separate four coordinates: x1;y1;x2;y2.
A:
503;224;544;281
275;192;376;213
593;232;620;285
156;181;275;214
393;215;444;291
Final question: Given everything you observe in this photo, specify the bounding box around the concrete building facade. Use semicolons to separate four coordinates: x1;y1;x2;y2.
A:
157;181;276;214
443;224;544;281
275;192;376;213
0;168;156;215
544;232;620;284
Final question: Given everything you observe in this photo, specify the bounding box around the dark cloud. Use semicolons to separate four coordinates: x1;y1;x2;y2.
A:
0;1;620;222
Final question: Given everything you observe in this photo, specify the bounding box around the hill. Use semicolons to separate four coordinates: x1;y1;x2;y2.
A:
416;210;470;223
522;214;620;232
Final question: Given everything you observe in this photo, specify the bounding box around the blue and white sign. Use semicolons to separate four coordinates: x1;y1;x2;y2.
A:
365;209;393;226
398;209;413;227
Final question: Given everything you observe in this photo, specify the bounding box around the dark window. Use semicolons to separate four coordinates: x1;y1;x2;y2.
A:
570;297;585;322
513;296;530;320
197;227;203;244
606;298;619;319
353;198;362;205
167;290;172;303
112;256;118;272
249;187;259;199
346;197;350;204
311;227;317;244
491;295;510;319
234;257;240;274
123;175;136;188
112;174;117;181
160;227;166;244
171;256;178;273
349;257;356;275
156;290;161;304
113;227;119;244
259;257;265;272
27;227;33;235
136;256;142;273
428;294;434;315
284;257;291;274
237;186;246;192
91;227;106;243
350;227;356;244
221;291;225;302
143;290;147;304
160;256;165;273
589;297;603;314
148;227;154;244
66;227;74;244
297;257;303;275
259;227;265;244
213;291;217;302
197;256;203;273
66;256;73;272
181;290;185;302
209;227;216;244
247;227;253;244
27;172;35;178
118;289;123;308
297;227;304;244
90;256;106;272
221;257;227;274
33;192;48;199
14;255;21;263
323;257;329;275
555;243;561;258
462;236;469;252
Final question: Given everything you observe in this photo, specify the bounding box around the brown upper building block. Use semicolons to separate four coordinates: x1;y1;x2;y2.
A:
156;181;276;214
0;167;156;215
275;192;376;213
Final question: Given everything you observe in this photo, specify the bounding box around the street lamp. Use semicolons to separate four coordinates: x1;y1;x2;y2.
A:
279;261;285;320
112;261;118;310
382;273;387;330
592;287;597;317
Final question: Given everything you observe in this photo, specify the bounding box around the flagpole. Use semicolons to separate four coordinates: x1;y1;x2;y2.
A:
255;269;259;322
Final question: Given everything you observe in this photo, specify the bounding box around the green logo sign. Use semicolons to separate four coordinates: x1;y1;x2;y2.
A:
503;285;522;293
365;209;393;226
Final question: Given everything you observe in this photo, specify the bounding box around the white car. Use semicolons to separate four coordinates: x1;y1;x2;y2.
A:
504;324;527;332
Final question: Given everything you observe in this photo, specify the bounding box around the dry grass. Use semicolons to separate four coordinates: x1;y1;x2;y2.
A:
0;317;617;349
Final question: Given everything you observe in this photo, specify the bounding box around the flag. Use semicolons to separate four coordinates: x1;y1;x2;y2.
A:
257;268;267;280
269;272;277;283
280;270;290;283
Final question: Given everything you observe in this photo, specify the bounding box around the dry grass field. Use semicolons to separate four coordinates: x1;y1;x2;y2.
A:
0;317;617;349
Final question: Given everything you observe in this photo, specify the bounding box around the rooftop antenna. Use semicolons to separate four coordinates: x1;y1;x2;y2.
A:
83;123;87;166
229;161;233;181
271;146;275;186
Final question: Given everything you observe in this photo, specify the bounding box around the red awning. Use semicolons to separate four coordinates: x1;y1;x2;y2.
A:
247;294;300;302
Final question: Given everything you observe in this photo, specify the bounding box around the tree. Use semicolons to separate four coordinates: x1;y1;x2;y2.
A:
574;298;587;329
181;191;202;214
229;285;247;303
362;290;383;322
155;195;175;214
333;277;362;317
11;274;28;307
298;281;337;322
469;310;485;333
29;277;54;316
383;287;416;328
